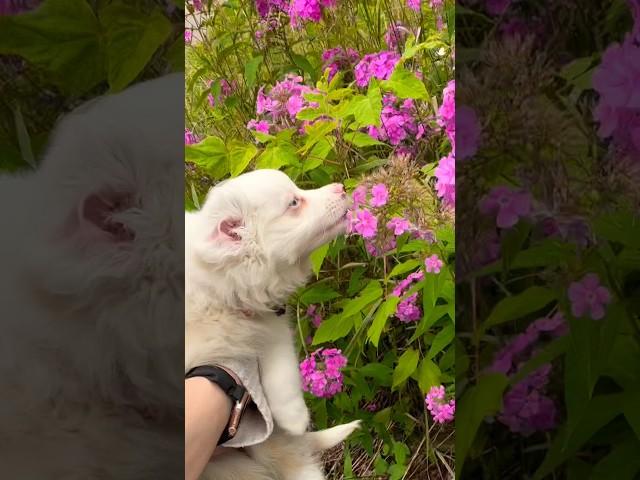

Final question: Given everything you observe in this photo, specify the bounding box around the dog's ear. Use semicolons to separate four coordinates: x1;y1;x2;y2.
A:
212;217;243;242
76;190;135;242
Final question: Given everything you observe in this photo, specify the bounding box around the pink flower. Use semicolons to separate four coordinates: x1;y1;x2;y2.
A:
354;51;401;87
479;186;531;228
425;386;455;423
457;105;481;160
185;30;192;44
247;119;271;134
387;217;411;235
352;185;367;206
191;0;203;11
434;152;455;207
370;184;389;207
438;80;455;146
184;129;199;145
407;0;421;12
300;349;348;398
351;209;378;238
306;304;323;327
424;254;444;274
568;273;612;320
396;293;422;322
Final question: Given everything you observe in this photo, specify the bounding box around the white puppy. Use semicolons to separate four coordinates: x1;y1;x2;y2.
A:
0;74;184;477
185;169;359;480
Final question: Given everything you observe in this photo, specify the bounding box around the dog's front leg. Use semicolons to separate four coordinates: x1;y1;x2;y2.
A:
259;319;309;435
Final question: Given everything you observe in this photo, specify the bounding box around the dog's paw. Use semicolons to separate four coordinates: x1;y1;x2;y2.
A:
272;400;310;435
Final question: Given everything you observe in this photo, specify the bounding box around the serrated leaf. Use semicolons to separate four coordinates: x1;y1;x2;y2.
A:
185;136;228;178
348;85;382;127
343;131;385;147
228;142;257;177
256;144;299;169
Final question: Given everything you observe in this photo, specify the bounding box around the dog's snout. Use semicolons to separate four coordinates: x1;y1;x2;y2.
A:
330;183;345;196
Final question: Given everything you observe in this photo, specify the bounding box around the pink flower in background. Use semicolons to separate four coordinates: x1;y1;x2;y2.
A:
247;119;271;134
479;186;531;228
384;23;410;50
425;386;455;423
207;79;234;108
367;94;423;147
184;129;199;145
396;293;422;322
255;0;289;17
365;403;378;412
351;209;378;238
392;270;424;297
430;0;443;8
370;184;389;207
185;30;192;44
434;152;455;207
424;254;444;273
438;80;456;145
300;348;348;398
407;0;421;12
191;0;203;11
355;51;401;87
486;0;511;16
568;274;612;320
387;217;411;236
457;105;481;160
306;304;324;327
322;47;360;80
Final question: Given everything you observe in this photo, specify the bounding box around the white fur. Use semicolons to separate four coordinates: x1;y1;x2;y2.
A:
0;74;184;477
185;170;358;479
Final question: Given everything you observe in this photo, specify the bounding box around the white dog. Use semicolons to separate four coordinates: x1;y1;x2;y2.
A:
0;74;184;477
185;169;360;480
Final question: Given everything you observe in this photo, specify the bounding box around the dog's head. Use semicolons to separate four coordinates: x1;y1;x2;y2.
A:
1;74;184;415
187;169;350;312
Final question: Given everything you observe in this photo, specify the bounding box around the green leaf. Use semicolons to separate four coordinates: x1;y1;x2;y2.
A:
256;143;299;169
427;323;454;359
12;104;35;168
479;287;556;337
244;55;263;89
101;2;172;92
300;284;340;304
185;136;229;178
348;85;382;127
228;142;257;177
381;65;428;100
388;259;422;279
312;313;354;344
623;391;640;439
340;280;383;319
343;448;354;479
416;358;441;394
392;348;419;389
300;120;338;155
594;211;640;248
296;108;323;121
359;363;393;386
309;244;330;277
456;374;508;472
0;0;103;95
591;438;640;480
291;53;317;82
343;131;385;147
367;296;400;347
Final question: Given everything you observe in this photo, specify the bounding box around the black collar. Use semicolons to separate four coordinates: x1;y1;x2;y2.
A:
273;305;287;316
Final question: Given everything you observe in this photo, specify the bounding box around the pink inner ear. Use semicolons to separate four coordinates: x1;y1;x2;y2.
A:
82;192;135;242
218;218;242;241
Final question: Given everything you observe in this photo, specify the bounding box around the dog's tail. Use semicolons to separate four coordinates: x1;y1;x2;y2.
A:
306;420;361;452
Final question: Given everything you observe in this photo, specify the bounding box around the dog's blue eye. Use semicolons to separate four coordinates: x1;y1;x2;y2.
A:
289;198;299;208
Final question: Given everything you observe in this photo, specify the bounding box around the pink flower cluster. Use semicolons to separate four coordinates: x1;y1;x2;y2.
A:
479;186;532;229
306;304;323;327
593;1;640;162
255;0;288;17
490;313;567;435
425;385;455;423
185;30;192;44
247;74;318;135
568;273;611;320
289;0;336;28
368;95;426;146
392;270;424;323
185;129;199;145
407;0;421;12
299;348;347;398
348;184;389;238
321;47;359;80
354;51;401;87
434;80;456;208
424;254;443;273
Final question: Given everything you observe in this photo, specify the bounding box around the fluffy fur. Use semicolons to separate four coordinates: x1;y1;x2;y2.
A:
185;170;359;480
0;74;184;477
